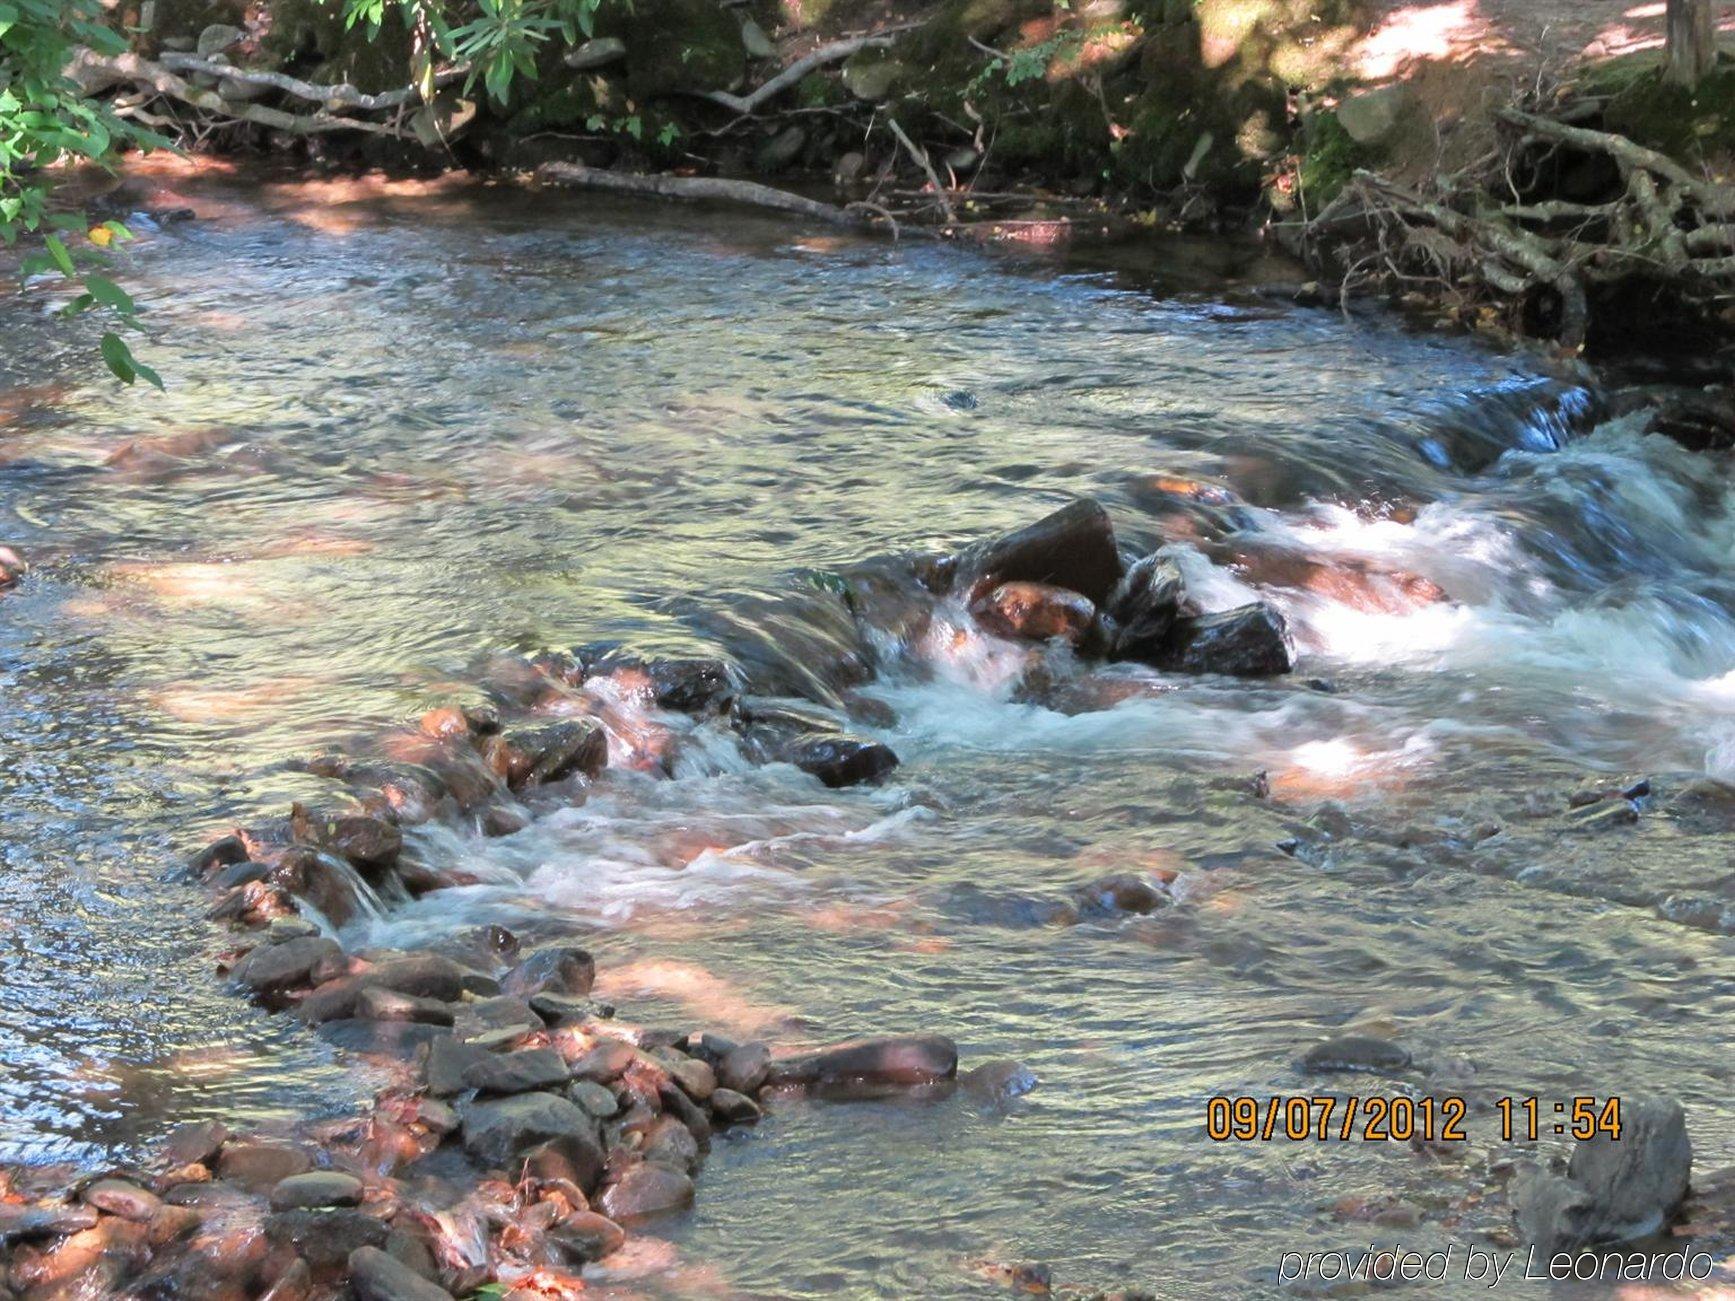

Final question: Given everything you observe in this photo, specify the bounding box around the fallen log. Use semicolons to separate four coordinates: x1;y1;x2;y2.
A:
693;30;911;116
536;160;891;230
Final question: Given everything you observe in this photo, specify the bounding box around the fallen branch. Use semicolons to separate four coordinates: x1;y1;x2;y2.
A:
887;117;956;224
537;160;888;229
156;53;469;112
74;52;412;137
695;30;910;116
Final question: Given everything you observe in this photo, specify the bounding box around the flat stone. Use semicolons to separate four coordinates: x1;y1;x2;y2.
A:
0;1204;99;1244
462;1048;571;1096
597;1162;695;1222
453;995;538;1039
767;1034;958;1088
425;1035;493;1097
1301;1035;1411;1075
571;1038;636;1083
80;1179;161;1222
460;1092;599;1169
216;1141;312;1191
231;936;341;996
268;1172;363;1210
356;986;455;1025
296;953;473;1024
162;1120;227;1167
568;1080;619;1118
348;1244;455;1301
529;992;600;1025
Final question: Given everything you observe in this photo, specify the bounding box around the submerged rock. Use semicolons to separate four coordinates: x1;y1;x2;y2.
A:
1513;1095;1691;1251
1300;1035;1411;1075
268;1171;363;1211
502;944;596;999
349;1245;456;1301
783;734;899;788
489;719;607;788
767;1034;958;1088
954;499;1124;606
1072;873;1169;916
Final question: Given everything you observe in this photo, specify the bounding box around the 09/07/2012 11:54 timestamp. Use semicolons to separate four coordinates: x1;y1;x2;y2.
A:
1205;1095;1623;1144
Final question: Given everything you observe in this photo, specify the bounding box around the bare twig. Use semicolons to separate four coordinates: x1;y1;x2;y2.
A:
886;117;956;224
694;29;914;117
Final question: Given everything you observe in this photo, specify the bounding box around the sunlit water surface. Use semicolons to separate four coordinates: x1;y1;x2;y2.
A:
2;170;1734;1298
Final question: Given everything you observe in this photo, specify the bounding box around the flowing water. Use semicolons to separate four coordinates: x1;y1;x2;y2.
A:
3;168;1735;1298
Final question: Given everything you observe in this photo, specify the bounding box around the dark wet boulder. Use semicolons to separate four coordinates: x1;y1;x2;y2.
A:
321;813;403;869
231;936;342;997
1300;1035;1411;1075
349;1245;456;1301
597;1162;695;1222
266;848;369;927
268;1172;363;1211
502;943;597;999
591;653;739;715
969;581;1097;644
460;1092;601;1170
783;734;900;788
295;953;475;1025
425;1036;493;1097
1158;603;1292;677
454;994;540;1039
1514;1095;1691;1251
954;499;1123;606
489;720;607;788
709;1087;763;1126
642;1114;702;1173
1072;873;1169;916
522;1132;607;1192
766;1034;958;1088
462;1047;570;1096
1104;554;1195;660
190;833;249;876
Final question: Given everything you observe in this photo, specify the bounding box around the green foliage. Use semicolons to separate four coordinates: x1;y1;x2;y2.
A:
1296;109;1370;208
1;0;166;385
339;0;607;105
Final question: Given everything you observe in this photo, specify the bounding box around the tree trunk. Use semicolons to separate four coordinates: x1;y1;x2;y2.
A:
1666;0;1716;87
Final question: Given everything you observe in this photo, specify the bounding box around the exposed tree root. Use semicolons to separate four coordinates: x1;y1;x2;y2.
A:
1299;104;1735;350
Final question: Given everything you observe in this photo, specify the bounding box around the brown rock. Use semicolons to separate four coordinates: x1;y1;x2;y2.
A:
216;1141;312;1192
954;499;1123;605
970;581;1096;643
162;1119;227;1167
349;1245;455;1301
80;1178;161;1222
231;936;342;997
710;1087;763;1126
719;1041;771;1094
597;1162;695;1222
548;1210;625;1264
268;1172;363;1210
570;1038;635;1083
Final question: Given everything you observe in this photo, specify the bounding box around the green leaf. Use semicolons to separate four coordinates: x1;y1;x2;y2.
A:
100;331;137;384
84;273;136;314
42;233;75;276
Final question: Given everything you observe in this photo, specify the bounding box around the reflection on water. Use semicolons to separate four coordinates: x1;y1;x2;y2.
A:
3;169;1735;1296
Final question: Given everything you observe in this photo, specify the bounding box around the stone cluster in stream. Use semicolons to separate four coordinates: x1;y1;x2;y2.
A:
0;501;1414;1300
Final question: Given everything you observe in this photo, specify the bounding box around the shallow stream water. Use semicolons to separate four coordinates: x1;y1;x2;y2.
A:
3;168;1735;1298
